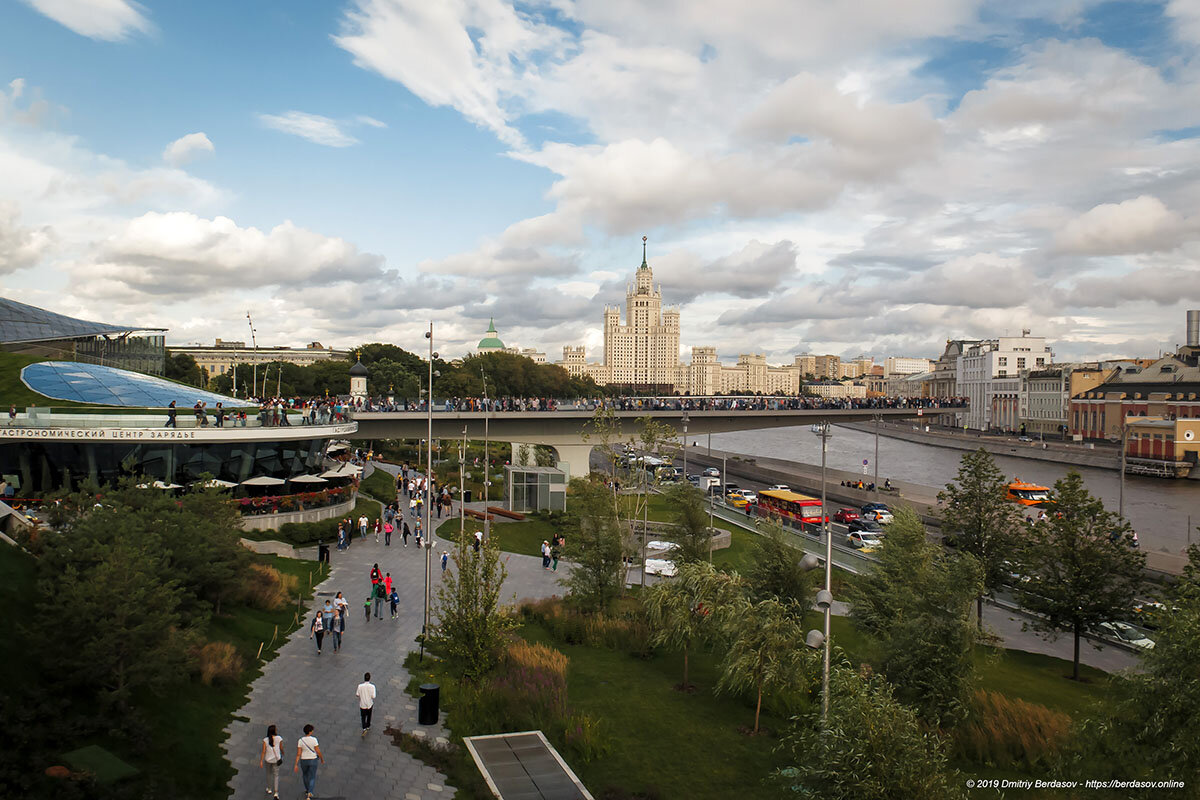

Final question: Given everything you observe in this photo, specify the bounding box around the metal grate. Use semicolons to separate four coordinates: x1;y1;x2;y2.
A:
464;731;593;800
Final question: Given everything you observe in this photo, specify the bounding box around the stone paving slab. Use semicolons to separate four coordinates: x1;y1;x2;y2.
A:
223;469;563;800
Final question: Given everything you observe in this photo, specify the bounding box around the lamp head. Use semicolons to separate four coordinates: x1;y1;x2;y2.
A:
805;630;825;650
816;589;833;610
424;331;432;339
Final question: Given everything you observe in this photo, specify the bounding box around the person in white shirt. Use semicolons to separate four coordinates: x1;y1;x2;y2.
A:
358;514;369;540
357;672;377;735
258;723;283;799
293;724;324;800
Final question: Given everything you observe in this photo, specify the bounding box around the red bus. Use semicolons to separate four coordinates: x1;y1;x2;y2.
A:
755;489;827;526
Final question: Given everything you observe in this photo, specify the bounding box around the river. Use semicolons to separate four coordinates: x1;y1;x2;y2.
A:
711;425;1199;555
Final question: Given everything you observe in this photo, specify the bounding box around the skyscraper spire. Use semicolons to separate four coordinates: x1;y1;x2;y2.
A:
640;235;648;269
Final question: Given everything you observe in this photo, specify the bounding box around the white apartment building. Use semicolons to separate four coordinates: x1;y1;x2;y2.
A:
884;356;933;376
169;339;349;377
805;381;868;399
957;333;1052;430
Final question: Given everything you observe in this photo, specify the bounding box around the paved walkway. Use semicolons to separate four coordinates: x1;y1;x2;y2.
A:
223;467;564;800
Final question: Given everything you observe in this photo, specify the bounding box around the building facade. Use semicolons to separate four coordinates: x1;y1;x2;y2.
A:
1123;416;1200;478
884;356;933;376
1070;340;1200;441
1019;365;1113;437
170;340;349;378
957;334;1053;430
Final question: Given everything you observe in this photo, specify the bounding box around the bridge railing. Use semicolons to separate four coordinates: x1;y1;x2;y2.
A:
356;396;969;413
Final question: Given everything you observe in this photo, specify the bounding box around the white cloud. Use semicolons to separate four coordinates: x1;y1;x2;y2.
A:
81;212;387;299
162;132;214;166
356;115;387;128
0;203;54;275
1055;196;1190;255
22;0;151;41
257;111;360;147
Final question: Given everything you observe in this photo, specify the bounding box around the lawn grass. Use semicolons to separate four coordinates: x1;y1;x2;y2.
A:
0;542;327;798
359;466;397;503
436;514;554;558
0;350;74;408
405;620;793;800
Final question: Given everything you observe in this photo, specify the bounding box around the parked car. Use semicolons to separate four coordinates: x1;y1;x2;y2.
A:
766;484;790;492
833;507;860;523
862;508;894;525
847;531;885;551
1098;621;1155;650
847;519;883;533
703;467;720;477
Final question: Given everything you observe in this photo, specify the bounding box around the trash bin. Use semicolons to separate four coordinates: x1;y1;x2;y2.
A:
317;543;330;563
463;489;472;504
418;683;440;725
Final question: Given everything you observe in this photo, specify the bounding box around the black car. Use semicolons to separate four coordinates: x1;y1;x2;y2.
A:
847;519;883;533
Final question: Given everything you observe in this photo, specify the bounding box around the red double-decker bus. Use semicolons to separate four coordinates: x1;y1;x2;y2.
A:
755;489;827;526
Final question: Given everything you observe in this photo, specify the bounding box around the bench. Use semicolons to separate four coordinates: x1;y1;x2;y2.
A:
486;506;525;521
463;508;494;521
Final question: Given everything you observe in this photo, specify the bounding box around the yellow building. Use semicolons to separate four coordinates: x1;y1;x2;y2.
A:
1123;416;1200;479
169;339;349;377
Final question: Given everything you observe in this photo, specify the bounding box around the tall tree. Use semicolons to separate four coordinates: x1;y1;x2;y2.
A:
31;533;195;710
164;352;207;387
430;531;517;680
664;483;712;565
644;561;745;689
562;476;628;612
938;448;1023;631
745;522;819;616
1015;470;1145;681
1071;543;1200;786
776;663;965;800
716;598;810;733
849;506;982;729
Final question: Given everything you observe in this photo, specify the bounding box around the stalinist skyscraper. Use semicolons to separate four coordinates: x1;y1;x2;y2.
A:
560;237;682;391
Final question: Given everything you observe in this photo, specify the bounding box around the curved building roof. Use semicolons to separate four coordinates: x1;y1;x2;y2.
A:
22;361;242;408
0;297;164;345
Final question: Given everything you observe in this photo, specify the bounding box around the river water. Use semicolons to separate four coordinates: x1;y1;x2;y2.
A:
711;425;1199;554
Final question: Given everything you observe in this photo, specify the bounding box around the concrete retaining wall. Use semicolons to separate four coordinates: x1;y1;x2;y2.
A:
239;492;358;531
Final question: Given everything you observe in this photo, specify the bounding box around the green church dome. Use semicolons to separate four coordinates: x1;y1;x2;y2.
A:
477;317;505;350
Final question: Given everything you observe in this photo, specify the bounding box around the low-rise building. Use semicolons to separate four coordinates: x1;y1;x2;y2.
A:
884;356;933;377
1019;364;1113;438
170;339;349;377
958;333;1053;431
1123;416;1200;478
804;381;867;399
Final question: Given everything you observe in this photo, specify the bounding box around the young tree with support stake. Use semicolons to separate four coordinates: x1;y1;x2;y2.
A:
645;562;745;690
1015;470;1144;681
716;598;811;734
938;448;1023;633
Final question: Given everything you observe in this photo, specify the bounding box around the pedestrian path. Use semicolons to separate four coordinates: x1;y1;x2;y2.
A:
223;467;563;799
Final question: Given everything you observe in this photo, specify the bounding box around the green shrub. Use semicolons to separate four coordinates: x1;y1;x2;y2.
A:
195;641;243;685
953;689;1070;769
520;596;654;658
238;563;298;611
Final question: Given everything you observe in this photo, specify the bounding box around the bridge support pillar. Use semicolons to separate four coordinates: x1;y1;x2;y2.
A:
548;443;593;481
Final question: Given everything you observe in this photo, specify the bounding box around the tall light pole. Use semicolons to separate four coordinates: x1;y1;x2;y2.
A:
681;412;689;479
1118;420;1127;519
481;368;491;542
460;426;467;542
810;421;834;727
246;312;258;398
422;324;437;652
873;412;881;492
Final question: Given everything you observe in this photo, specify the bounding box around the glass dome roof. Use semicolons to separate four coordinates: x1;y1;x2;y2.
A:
21;361;243;408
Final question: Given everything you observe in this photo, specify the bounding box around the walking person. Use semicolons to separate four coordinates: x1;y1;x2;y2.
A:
258;724;283;800
402;522;410;547
320;600;335;647
309;612;324;655
541;540;551;570
551;537;561;572
372;579;386;619
388;587;399;619
334;591;348;630
370;563;382;585
384;520;393;546
374;518;381;543
165;400;177;428
358;513;369;540
293;724;324;800
357;672;377;736
384;572;394;597
329;607;343;653
441;550;449;573
364;592;372;622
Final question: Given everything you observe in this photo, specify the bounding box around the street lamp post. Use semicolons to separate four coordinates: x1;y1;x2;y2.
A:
481;369;490;542
873;413;881;492
681;412;689;480
810;421;834;727
421;324;437;658
1119;420;1127;518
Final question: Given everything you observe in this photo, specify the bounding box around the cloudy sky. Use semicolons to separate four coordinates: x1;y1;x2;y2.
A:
3;0;1200;365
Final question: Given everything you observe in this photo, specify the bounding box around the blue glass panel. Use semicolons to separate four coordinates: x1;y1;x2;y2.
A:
21;361;243;409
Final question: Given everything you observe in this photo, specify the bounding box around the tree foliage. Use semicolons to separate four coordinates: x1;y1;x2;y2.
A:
776;663;965;800
849;506;982;729
664;483;712;565
562;476;628;613
716;598;811;733
644;561;745;688
745;522;819;615
430;532;518;680
939;448;1023;631
164;352;207;388
1071;543;1200;787
1014;470;1145;681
